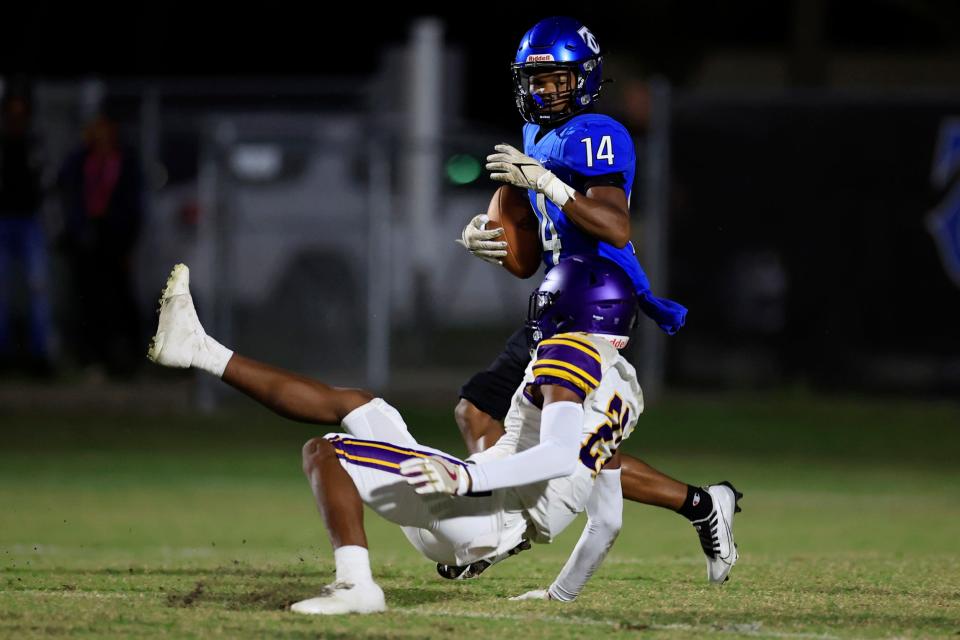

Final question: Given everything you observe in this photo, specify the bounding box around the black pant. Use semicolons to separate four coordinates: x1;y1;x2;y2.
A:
458;328;532;422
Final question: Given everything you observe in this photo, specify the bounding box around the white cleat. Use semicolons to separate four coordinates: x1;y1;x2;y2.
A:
290;581;386;615
693;481;742;584
146;263;205;368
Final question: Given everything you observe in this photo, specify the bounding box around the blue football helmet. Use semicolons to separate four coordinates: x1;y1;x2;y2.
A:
526;255;639;349
512;17;606;125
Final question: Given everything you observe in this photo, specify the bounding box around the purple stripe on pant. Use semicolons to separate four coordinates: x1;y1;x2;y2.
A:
326;435;465;475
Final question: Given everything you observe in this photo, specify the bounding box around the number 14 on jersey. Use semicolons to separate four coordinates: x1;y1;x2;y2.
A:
581;136;615;168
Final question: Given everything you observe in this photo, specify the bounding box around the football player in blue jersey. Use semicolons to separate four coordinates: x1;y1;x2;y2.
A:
455;16;742;585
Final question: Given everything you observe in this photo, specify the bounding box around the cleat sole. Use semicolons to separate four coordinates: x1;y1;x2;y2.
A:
436;539;531;581
146;264;188;363
160;264;189;299
146;332;165;363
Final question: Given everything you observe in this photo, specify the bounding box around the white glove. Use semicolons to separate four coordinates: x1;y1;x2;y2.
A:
509;589;553;601
486;144;576;208
456;213;507;265
399;455;471;495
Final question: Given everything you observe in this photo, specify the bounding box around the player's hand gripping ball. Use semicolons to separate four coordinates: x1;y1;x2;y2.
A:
486;144;575;208
480;185;542;278
486;144;549;191
456;214;507;265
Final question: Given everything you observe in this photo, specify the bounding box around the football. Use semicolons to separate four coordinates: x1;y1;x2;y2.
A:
485;185;543;279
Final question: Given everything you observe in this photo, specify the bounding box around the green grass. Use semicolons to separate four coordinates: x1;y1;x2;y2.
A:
2;391;959;638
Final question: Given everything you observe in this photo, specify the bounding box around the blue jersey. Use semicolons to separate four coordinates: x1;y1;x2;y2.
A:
522;113;687;335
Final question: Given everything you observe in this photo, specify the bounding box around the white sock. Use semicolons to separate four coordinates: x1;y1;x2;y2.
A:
194;334;234;378
334;545;373;585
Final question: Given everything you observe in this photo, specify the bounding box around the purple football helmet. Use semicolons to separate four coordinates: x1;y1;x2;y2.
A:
526;255;639;349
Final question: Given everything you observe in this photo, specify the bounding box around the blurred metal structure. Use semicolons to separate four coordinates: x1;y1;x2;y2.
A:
30;41;539;404
29;49;960;401
192;114;381;406
637;78;672;403
366;137;393;391
405;18;444;334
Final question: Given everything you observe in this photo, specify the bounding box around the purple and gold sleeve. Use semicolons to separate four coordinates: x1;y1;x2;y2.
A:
531;334;602;400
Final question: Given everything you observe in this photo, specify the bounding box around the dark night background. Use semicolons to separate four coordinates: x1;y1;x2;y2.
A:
5;1;959;128
3;0;960;393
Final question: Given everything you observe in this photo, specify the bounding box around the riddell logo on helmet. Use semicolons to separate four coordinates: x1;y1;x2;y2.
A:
593;335;630;349
526;54;555;62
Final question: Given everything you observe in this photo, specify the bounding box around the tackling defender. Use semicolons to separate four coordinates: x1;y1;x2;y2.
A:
455;16;741;584
149;257;656;613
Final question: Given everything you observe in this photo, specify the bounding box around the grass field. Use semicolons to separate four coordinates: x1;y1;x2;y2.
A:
2;390;959;638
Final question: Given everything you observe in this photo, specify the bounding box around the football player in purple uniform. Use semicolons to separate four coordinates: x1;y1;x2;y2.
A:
149;257;696;612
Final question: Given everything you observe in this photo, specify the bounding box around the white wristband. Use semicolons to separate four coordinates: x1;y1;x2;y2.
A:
457;466;472;495
538;171;576;208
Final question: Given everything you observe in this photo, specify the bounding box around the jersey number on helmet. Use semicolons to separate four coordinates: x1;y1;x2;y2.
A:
581;136;615;168
579;393;630;475
577;26;601;55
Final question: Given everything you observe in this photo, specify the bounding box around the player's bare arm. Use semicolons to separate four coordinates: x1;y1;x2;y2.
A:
146;264;372;426
486;144;630;248
604;450;623;471
223;354;373;425
561;184;631;248
529;380;582;406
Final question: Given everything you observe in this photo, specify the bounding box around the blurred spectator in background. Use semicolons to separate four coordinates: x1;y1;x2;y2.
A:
58;108;143;378
0;83;54;376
